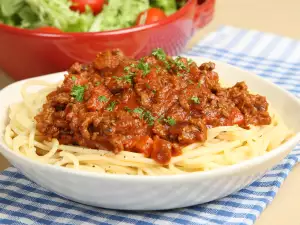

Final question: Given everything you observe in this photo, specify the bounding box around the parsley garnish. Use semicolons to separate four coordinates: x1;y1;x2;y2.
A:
177;73;183;77
143;111;155;126
106;101;118;111
95;81;101;86
197;79;204;87
70;85;85;102
145;83;151;89
71;76;76;81
152;48;170;69
164;117;176;126
152;48;167;61
137;61;150;77
124;66;130;72
191;96;200;104
133;107;144;116
124;106;132;112
174;57;187;70
188;79;194;84
113;73;135;84
188;59;193;65
98;96;108;102
132;107;154;125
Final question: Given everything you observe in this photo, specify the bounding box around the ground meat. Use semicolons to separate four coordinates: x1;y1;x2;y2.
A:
35;49;271;164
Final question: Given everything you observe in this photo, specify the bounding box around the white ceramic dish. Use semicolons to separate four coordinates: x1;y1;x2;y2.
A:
1;57;300;210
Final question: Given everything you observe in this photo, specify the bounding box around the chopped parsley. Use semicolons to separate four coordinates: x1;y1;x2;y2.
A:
98;96;108;102
113;73;135;84
188;79;194;84
145;83;151;89
95;81;101;86
188;58;194;65
132;107;154;125
152;48;170;69
158;116;164;122
124;106;132;112
143;111;155;126
70;85;85;102
164;117;176;126
191;96;200;104
152;48;167;61
137;61;150;77
133;107;144;116
174;57;187;70
177;73;183;77
124;66;130;72
106;101;118;111
197;79;204;87
71;76;77;81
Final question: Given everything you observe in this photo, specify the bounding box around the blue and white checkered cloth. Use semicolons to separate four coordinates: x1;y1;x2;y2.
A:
1;26;300;225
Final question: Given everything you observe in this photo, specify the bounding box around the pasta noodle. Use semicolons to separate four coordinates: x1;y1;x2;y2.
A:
4;81;293;176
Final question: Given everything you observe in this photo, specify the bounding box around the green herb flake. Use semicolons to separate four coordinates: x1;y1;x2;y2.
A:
124;106;132;112
137;61;150;77
188;79;194;84
177;73;183;77
174;57;187;70
113;73;135;84
124;66;130;72
164;117;176;126
191;96;200;104
95;81;101;86
70;85;85;102
152;48;171;69
145;83;151;89
71;76;77;81
98;96;108;102
198;78;205;87
152;48;167;61
132;107;154;126
158;116;164;122
188;59;194;65
133;107;144;116
143;111;155;126
106;101;118;111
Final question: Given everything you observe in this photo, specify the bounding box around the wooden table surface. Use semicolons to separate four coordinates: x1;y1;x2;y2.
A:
1;0;300;224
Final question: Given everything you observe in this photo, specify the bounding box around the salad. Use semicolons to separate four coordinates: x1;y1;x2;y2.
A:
0;0;187;33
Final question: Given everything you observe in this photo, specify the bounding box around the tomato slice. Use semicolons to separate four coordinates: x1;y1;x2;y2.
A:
35;27;62;33
70;0;105;14
136;8;167;25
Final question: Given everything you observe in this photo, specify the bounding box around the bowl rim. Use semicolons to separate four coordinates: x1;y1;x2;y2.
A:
0;0;197;38
1;57;300;183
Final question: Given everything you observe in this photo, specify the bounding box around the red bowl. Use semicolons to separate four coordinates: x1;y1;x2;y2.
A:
194;0;215;28
0;0;214;80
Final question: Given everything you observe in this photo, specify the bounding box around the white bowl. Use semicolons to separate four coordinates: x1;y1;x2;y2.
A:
1;57;300;210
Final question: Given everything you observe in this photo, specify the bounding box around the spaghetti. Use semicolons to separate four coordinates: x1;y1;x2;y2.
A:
4;80;292;176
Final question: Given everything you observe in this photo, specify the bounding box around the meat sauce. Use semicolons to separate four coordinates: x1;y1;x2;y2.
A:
35;49;271;165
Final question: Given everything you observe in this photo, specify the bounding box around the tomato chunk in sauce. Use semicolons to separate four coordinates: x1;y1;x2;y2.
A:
35;49;271;164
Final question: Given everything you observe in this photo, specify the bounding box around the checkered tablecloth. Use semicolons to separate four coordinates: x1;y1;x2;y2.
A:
1;26;300;225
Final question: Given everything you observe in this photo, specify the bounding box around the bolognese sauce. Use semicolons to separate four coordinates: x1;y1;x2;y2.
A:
35;49;271;165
